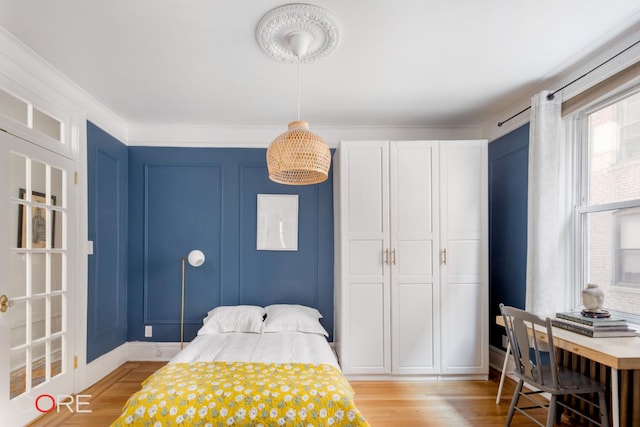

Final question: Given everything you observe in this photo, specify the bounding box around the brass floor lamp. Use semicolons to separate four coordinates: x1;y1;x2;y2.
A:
180;249;205;349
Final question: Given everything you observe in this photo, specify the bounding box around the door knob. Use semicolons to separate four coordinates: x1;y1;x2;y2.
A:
0;295;14;313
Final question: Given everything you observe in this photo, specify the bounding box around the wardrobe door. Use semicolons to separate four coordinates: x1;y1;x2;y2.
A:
390;141;440;374
440;140;488;375
338;141;391;375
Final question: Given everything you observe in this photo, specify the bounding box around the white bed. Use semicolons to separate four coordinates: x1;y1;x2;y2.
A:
111;304;369;426
171;331;339;368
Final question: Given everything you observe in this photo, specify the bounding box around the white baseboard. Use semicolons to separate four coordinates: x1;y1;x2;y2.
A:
76;341;181;392
127;341;182;361
344;373;488;381
344;374;439;381
489;344;514;372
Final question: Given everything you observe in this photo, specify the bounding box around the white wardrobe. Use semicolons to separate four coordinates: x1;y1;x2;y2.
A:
333;140;488;378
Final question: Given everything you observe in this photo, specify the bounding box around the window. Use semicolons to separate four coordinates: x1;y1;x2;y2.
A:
0;88;64;144
577;88;640;318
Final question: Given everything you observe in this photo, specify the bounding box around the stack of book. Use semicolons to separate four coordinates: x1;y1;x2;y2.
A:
552;311;638;338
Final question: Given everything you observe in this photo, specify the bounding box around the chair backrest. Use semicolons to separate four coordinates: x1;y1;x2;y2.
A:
499;303;559;388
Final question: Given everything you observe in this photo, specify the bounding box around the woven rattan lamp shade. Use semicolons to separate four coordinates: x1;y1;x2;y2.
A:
267;120;331;185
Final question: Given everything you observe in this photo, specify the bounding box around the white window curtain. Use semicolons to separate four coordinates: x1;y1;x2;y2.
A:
525;90;572;316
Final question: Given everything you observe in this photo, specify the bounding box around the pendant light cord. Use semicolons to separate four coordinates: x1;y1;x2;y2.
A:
297;55;301;121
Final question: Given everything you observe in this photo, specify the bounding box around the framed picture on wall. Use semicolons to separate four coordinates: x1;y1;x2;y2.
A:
17;188;56;249
256;194;298;251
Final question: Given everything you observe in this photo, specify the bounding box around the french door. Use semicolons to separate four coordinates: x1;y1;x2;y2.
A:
0;129;75;425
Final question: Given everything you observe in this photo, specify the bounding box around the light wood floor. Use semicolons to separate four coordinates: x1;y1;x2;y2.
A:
29;362;581;427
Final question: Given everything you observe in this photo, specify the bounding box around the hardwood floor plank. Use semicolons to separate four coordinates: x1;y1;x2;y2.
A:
27;362;165;427
28;363;581;426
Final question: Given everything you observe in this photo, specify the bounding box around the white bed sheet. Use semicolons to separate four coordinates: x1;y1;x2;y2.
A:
170;331;339;369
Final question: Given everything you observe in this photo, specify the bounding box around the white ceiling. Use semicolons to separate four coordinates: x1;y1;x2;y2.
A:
1;0;640;130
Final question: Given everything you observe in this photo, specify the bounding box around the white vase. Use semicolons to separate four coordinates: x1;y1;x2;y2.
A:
582;284;604;311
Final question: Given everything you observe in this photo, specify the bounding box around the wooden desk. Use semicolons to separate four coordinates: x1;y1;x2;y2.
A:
496;315;640;427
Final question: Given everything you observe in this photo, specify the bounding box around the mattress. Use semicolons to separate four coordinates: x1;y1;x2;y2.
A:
170;331;339;368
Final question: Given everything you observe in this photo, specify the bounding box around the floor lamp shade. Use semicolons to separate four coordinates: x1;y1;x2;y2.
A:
181;249;205;349
187;249;205;267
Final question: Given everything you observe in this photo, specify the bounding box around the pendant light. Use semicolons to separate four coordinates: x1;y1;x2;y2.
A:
256;4;342;185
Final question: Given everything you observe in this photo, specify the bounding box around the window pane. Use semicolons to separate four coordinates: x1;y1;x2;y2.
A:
31;341;46;389
11;153;27;249
51;337;62;379
31;253;46;295
10;300;27;348
10;153;26;197
52;209;63;249
0;88;28;126
31;160;46;197
10;349;27;399
587;210;640;316
51;166;64;208
51;294;63;335
32;107;62;142
51;253;63;292
587;90;640;205
32;298;46;341
10;252;26;298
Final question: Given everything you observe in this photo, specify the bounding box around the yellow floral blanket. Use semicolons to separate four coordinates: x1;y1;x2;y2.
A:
111;361;369;427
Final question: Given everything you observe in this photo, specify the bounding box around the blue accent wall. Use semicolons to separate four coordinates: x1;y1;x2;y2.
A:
488;124;529;349
86;124;528;356
86;121;128;362
127;148;334;342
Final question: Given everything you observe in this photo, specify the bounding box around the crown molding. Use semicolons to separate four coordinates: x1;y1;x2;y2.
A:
127;123;482;148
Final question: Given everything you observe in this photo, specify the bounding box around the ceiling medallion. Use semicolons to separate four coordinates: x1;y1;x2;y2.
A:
256;3;342;64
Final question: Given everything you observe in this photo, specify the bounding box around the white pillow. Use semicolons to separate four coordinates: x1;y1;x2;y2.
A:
263;304;328;336
197;305;265;335
265;304;323;319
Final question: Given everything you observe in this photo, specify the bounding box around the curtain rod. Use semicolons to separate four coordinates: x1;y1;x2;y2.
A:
497;39;640;127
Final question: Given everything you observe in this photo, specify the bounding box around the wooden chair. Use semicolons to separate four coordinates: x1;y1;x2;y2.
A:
499;304;609;427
